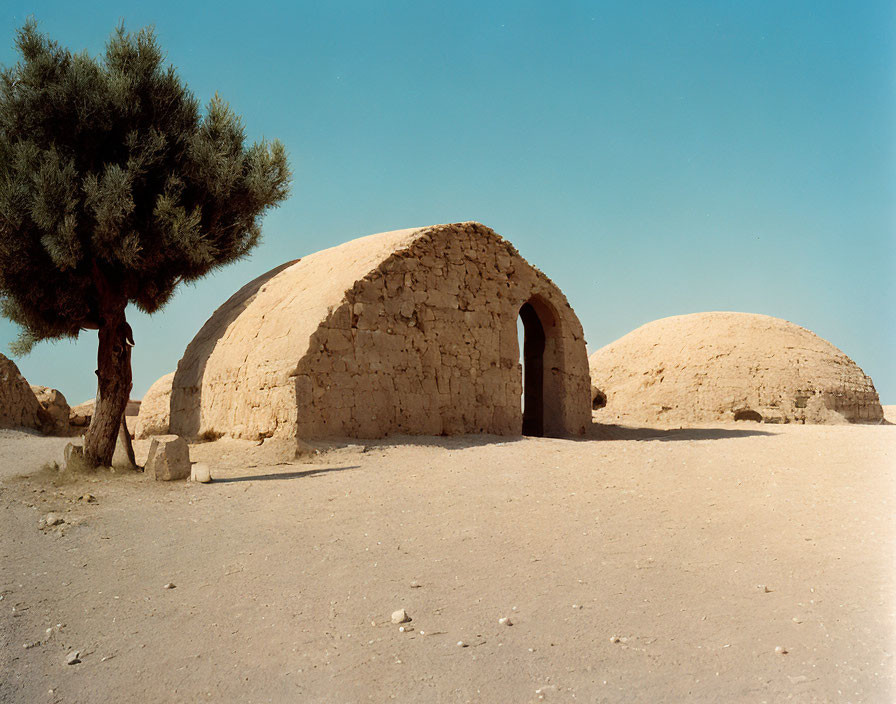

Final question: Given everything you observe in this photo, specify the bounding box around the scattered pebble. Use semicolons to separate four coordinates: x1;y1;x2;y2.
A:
775;646;788;655
23;641;39;649
41;513;64;527
398;626;407;633
498;617;512;626
163;583;176;590
757;585;772;593
391;609;410;624
191;463;212;483
409;581;422;589
792;617;802;624
66;651;81;665
572;604;582;609
610;635;621;643
457;641;467;648
78;494;96;503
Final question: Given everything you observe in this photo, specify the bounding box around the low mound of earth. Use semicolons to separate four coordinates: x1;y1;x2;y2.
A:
589;312;883;426
1;423;893;702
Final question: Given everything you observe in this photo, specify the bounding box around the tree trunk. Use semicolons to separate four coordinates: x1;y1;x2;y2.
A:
113;416;138;470
83;305;132;467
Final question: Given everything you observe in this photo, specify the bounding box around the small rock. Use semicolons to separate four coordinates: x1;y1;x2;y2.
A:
78;494;96;503
163;582;175;590
792;617;802;624
190;463;212;483
23;641;39;649
457;640;467;647
391;609;411;624
610;635;621;643
409;581;422;588
43;513;64;527
398;626;407;632
66;651;81;665
498;617;512;626
145;435;191;481
775;645;788;654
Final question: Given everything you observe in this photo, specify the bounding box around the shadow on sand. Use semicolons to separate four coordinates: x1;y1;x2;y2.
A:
316;422;778;454
211;465;360;483
584;423;777;442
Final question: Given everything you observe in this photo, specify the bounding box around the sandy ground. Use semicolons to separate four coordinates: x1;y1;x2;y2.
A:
1;417;894;703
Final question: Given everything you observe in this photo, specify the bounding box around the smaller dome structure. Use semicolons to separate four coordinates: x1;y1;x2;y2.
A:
589;312;883;425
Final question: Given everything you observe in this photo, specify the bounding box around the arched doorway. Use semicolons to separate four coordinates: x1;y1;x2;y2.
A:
519;301;546;436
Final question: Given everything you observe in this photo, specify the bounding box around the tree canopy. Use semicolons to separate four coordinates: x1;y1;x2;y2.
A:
0;20;291;466
0;20;291;354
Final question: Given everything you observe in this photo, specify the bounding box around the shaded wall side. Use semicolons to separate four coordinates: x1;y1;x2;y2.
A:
294;222;590;439
169;260;300;439
169;228;426;441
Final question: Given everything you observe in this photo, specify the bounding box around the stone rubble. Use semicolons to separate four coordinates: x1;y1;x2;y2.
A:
145;436;191;481
30;385;71;434
0;354;45;431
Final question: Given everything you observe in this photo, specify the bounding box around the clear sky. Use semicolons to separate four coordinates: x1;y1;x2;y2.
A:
2;1;894;405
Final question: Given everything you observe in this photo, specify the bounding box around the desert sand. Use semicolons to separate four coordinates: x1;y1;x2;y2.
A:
1;415;894;703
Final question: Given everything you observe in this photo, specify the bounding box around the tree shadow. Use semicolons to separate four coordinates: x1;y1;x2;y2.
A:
211;465;359;483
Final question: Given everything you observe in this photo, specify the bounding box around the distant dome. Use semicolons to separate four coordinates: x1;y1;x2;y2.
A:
589;312;883;425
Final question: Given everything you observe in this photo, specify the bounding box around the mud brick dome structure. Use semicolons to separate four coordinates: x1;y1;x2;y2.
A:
169;222;591;441
589;312;883;426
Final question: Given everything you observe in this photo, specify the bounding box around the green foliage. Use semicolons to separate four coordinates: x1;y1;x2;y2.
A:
0;21;291;353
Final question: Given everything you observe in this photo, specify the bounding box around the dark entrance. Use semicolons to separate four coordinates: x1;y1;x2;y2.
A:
519;302;546;436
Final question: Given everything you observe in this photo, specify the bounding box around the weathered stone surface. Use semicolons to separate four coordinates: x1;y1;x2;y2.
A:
135;372;174;438
145;435;191;481
31;385;70;434
0;354;45;431
170;222;591;441
589;312;884;426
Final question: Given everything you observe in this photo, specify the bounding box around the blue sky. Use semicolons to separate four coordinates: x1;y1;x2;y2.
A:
2;1;894;404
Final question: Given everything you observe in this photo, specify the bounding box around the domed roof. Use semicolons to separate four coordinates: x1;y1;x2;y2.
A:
589;312;883;425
